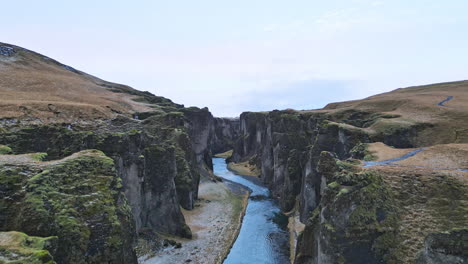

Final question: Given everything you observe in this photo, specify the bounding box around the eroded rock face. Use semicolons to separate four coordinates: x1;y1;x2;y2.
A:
416;229;468;264
230;109;467;263
0;231;57;264
182;107;215;179
295;153;400;264
0;105;217;262
0;150;137;264
212;117;240;154
231;110;369;213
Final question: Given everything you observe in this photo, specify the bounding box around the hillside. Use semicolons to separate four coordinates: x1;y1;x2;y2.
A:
298;81;468;147
0;43;225;264
0;42;178;122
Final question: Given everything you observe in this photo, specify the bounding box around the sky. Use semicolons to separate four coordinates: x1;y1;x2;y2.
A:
2;0;467;117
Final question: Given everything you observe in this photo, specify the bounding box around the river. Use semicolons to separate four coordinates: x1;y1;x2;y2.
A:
213;158;290;264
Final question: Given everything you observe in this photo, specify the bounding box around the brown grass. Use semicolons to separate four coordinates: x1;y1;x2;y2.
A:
395;143;468;170
367;142;416;161
367;165;467;262
214;150;233;159
301;80;468;146
227;161;261;177
0;42;153;122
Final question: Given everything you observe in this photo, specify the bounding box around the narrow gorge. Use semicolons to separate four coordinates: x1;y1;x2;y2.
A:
0;43;467;264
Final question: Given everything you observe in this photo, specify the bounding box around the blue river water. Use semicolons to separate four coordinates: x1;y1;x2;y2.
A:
363;148;426;167
437;96;454;107
213;158;290;264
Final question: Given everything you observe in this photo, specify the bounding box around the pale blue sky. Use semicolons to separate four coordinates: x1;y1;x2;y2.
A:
2;0;467;116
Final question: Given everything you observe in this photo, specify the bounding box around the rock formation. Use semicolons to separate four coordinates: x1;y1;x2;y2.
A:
0;42;219;263
230;82;468;263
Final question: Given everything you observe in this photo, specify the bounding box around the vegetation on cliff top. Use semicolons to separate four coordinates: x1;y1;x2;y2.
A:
0;150;136;263
0;231;57;264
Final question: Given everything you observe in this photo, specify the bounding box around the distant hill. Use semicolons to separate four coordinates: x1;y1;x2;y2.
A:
0;42;181;122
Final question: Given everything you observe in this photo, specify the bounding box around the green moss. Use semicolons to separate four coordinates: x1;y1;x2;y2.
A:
0;231;57;264
337;188;350;197
363;154;377;161
328;181;339;189
280;113;300;122
13;150;132;263
324;223;336;232
370;118;417;137
336;160;358;172
350;143;376;161
31;153;48;161
111;132;125;137
167;111;185;118
329;109;402;129
128;128;141;135
174;148;193;190
0;145;12;154
309;207;320;223
344;171;401;259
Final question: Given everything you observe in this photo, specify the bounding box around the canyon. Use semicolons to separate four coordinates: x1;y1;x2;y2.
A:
0;42;467;264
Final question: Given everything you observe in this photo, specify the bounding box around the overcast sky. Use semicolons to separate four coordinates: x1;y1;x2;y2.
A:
2;0;467;116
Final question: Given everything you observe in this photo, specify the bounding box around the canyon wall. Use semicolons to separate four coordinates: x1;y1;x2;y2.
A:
230;109;467;264
212;117;240;154
0;101;217;263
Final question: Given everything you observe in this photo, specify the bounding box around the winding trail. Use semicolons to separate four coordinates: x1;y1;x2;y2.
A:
437;96;453;107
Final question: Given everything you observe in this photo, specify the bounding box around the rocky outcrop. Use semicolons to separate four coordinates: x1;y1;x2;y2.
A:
0;231;58;263
0;105;217;263
295;153;400;264
231;110;369;213
416;229;468;264
0;150;137;264
212;117;240;154
0;46;15;56
182;107;216;179
231;108;467;264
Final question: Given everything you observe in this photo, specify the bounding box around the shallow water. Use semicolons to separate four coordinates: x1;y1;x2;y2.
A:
437;96;453;107
363;148;468;172
363;148;426;167
213;158;289;264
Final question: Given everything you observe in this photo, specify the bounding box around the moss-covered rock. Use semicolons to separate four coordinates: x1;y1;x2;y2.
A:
1;150;137;264
416;229;468;264
296;154;400;264
0;145;12;154
31;153;48;161
349;143;376;161
0;231;57;264
0;116;207;239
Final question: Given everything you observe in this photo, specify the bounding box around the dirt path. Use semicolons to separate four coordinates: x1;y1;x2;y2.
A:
141;180;249;264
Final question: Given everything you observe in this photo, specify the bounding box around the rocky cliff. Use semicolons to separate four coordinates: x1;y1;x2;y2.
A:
0;43;218;263
230;81;468;263
212;117;240;154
